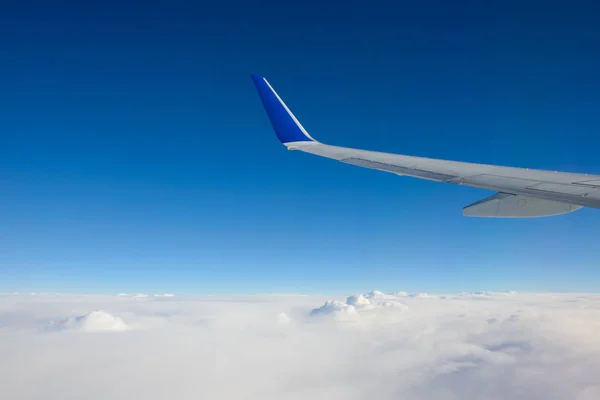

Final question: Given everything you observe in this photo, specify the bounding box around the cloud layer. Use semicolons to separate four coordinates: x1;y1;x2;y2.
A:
1;291;600;399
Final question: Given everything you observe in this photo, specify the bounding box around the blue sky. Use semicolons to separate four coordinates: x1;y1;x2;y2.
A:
2;1;600;294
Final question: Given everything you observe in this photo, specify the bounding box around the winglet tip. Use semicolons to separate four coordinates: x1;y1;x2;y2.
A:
250;73;265;83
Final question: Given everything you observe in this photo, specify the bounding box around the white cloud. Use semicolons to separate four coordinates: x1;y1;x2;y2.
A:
310;300;360;321
341;292;410;313
277;312;291;325
53;310;130;332
115;293;149;298
379;300;409;309
409;292;434;298
346;294;371;307
363;290;396;301
1;291;600;399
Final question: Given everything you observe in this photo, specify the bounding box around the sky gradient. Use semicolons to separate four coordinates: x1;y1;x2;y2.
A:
2;1;600;294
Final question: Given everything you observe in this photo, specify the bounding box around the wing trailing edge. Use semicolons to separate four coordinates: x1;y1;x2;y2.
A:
463;193;582;218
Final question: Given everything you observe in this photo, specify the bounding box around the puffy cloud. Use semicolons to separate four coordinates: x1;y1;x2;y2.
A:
116;293;149;298
342;291;410;312
310;300;359;321
363;290;396;301
379;300;409;309
1;291;600;399
277;312;291;325
346;294;371;307
53;311;129;332
409;292;434;298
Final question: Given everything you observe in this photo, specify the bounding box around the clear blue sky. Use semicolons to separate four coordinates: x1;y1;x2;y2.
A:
2;1;600;294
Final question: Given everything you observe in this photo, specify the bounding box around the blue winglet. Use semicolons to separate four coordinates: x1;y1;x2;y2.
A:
251;74;316;145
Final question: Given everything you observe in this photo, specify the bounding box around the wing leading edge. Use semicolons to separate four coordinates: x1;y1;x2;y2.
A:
251;74;600;217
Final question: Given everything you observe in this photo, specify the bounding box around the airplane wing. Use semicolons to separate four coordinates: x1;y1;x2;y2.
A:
251;74;600;218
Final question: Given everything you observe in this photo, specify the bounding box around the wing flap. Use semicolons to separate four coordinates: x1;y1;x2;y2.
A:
463;193;582;218
462;175;540;189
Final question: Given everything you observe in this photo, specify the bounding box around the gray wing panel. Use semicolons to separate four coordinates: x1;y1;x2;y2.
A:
294;143;600;209
341;158;456;182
